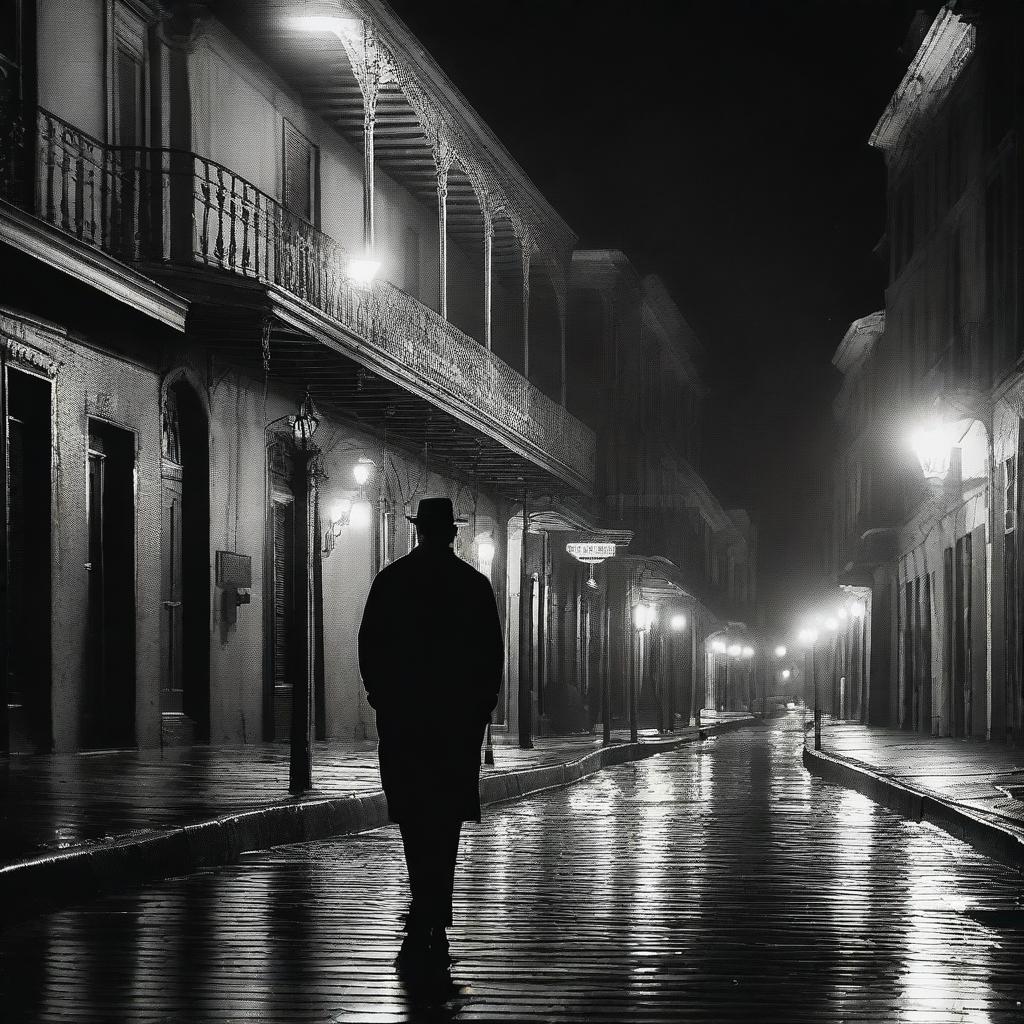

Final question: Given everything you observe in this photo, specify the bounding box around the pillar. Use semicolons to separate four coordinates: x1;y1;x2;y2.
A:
362;101;376;254
521;246;531;378
483;209;493;350
436;163;448;318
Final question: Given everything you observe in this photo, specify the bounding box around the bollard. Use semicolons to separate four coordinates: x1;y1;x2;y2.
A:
484;721;494;766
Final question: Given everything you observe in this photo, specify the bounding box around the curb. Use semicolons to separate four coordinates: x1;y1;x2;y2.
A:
1;718;759;921
802;745;1024;872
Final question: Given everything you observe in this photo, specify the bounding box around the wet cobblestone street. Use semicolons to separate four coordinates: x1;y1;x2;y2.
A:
2;713;1023;1023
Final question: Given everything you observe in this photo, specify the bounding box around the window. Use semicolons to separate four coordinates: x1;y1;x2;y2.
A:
114;45;143;147
107;1;147;147
283;119;317;223
0;0;20;74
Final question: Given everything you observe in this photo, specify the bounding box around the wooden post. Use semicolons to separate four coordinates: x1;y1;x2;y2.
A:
437;167;448;319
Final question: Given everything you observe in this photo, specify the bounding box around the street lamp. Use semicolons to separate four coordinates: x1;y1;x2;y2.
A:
798;623;821;751
910;420;956;481
631;603;655;741
353;456;375;487
290;389;321;795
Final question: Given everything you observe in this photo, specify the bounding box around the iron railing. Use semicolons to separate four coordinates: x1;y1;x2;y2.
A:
18;109;595;489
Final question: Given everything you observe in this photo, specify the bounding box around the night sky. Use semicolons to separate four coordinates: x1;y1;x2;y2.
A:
388;0;939;624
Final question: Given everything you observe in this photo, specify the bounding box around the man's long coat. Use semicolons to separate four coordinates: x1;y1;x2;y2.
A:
357;544;504;824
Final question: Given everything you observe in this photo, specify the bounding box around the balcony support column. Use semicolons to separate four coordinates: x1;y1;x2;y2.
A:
436;162;449;319
362;103;376;254
521;244;531;379
483;207;494;350
559;305;567;407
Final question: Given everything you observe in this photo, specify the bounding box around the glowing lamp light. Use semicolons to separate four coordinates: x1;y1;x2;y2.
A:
478;539;495;564
288;15;350;32
671;614;687;631
851;600;866;619
837;607;848;621
798;628;818;647
634;603;656;631
910;421;957;481
330;497;352;525
712;639;727;654
782;669;791;680
741;646;754;659
349;499;372;529
347;257;381;288
353;456;375;487
825;617;838;631
774;645;787;658
728;643;742;658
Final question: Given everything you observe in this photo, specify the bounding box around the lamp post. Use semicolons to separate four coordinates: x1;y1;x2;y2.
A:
799;626;820;751
289;389;320;795
669;613;686;733
632;602;655;742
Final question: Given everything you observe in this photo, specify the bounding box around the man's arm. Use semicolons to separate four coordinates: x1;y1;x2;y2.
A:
357;577;383;709
477;576;504;721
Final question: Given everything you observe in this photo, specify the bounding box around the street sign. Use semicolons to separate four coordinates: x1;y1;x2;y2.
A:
566;542;616;563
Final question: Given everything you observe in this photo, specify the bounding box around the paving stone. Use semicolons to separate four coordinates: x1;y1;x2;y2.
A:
2;714;1022;1023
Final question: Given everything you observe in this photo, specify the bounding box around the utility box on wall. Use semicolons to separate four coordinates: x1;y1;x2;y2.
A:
216;551;252;625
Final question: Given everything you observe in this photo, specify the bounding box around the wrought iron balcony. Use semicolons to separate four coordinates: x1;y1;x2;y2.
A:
7;109;595;492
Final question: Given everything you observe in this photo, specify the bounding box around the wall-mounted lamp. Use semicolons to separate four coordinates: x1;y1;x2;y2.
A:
353;456;376;488
323;495;372;556
910;420;956;482
291;389;320;445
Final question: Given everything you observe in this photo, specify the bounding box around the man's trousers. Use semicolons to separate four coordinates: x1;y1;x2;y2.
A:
398;818;463;929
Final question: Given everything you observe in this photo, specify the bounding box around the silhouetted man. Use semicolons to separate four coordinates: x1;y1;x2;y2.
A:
358;497;503;974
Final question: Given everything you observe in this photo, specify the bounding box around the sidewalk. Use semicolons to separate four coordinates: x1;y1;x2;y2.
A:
0;712;757;918
803;718;1024;869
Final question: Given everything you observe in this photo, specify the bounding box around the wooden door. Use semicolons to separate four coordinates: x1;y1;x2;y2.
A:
160;475;184;713
271;494;295;741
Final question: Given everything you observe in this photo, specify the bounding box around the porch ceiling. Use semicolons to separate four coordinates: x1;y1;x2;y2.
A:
191;304;575;498
229;19;524;287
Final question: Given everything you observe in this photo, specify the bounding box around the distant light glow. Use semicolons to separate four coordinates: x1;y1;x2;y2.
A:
671;613;687;631
837;607;848;620
634;604;657;631
741;646;754;659
330;497;352;524
774;645;787;658
851;600;866;619
825;617;838;631
712;639;727;654
728;643;742;657
782;669;791;680
349;499;372;529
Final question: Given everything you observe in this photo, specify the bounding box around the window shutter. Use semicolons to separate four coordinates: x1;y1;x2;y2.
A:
283;120;314;222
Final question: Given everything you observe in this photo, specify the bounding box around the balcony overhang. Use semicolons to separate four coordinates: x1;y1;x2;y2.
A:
0;200;188;332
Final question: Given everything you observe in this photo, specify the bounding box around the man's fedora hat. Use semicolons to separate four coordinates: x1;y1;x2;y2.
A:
406;497;468;528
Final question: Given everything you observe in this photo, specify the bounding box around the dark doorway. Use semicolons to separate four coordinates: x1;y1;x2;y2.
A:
3;367;52;753
84;419;136;748
160;381;210;742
